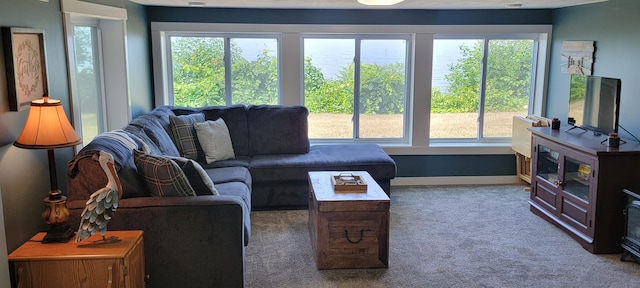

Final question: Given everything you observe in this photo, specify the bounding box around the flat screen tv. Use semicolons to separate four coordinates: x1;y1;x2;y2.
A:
567;75;621;135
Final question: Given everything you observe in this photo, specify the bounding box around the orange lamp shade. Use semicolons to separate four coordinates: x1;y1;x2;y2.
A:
14;96;82;149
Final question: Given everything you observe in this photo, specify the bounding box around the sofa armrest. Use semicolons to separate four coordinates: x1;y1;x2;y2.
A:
68;195;246;288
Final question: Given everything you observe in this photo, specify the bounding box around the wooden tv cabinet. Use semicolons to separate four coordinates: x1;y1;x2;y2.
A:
529;126;640;254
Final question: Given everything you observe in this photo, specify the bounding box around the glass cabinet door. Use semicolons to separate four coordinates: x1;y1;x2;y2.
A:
562;156;591;202
536;144;560;185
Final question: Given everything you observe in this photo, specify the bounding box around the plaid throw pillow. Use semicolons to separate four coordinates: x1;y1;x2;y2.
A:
167;156;219;196
169;113;205;160
133;150;196;197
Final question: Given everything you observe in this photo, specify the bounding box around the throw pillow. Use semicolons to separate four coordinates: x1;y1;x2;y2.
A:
167;156;219;196
133;150;196;197
194;119;236;164
169;113;206;160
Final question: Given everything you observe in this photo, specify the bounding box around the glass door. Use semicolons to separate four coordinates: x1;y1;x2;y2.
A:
563;156;591;202
536;144;559;185
71;24;106;146
559;151;593;235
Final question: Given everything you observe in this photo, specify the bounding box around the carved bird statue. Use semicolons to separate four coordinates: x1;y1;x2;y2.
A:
76;150;123;242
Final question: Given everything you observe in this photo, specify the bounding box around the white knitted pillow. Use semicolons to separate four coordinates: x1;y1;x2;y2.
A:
194;118;235;164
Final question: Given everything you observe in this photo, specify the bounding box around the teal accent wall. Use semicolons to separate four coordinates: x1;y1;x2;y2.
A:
547;0;640;140
125;1;154;117
147;7;552;25
393;155;516;177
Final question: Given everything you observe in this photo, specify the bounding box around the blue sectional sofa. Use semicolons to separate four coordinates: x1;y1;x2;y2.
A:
66;104;396;287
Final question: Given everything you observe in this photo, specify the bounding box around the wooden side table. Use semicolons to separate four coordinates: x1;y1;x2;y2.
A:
8;230;144;288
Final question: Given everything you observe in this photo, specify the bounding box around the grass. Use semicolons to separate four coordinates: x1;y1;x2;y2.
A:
308;112;523;138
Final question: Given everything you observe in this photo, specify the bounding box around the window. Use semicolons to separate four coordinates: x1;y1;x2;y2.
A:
168;35;279;106
430;36;536;140
303;37;409;140
72;25;105;145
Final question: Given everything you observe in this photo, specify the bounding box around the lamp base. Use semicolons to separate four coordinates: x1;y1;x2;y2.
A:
42;222;75;243
41;189;75;243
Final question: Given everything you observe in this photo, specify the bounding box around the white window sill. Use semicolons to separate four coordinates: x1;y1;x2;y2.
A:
383;142;514;155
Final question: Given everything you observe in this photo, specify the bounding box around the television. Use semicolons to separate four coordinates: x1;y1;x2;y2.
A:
567;75;621;135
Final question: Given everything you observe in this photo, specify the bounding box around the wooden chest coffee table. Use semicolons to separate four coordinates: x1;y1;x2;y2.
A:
308;171;390;269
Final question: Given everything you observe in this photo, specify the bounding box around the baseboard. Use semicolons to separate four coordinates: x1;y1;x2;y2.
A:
391;175;520;186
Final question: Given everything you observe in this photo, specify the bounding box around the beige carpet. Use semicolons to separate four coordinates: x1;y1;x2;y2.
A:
246;185;640;287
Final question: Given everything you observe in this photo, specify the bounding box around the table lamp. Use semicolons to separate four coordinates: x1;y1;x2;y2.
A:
14;95;82;243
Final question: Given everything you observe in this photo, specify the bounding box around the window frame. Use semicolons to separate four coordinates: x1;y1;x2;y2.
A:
301;33;412;142
430;33;541;143
164;32;282;106
151;22;551;155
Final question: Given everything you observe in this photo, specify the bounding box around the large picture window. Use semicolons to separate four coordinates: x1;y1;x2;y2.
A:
430;36;536;140
168;35;279;106
303;37;408;140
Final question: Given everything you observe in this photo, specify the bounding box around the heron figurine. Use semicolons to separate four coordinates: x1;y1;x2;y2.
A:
76;150;122;243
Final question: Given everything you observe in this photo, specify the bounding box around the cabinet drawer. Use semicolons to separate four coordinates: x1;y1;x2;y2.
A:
13;258;124;288
561;197;589;230
533;183;557;211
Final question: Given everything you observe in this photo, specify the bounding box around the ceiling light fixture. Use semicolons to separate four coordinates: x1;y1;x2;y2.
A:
505;3;523;8
188;1;205;7
357;0;405;6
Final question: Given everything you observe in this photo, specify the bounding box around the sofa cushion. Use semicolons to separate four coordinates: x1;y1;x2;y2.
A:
206;166;252;188
247;105;309;155
194;119;236;163
133;150;196;197
172;105;250;157
169;113;205;160
249;144;396;182
214;181;252;220
212;180;252;244
169;156;219;196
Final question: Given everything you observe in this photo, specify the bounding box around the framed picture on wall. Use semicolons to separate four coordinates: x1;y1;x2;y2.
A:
2;27;49;111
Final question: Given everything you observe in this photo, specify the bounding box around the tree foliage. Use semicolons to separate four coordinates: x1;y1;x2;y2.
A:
304;62;406;114
433;40;533;113
569;74;587;103
231;50;278;105
171;37;225;107
73;27;98;113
